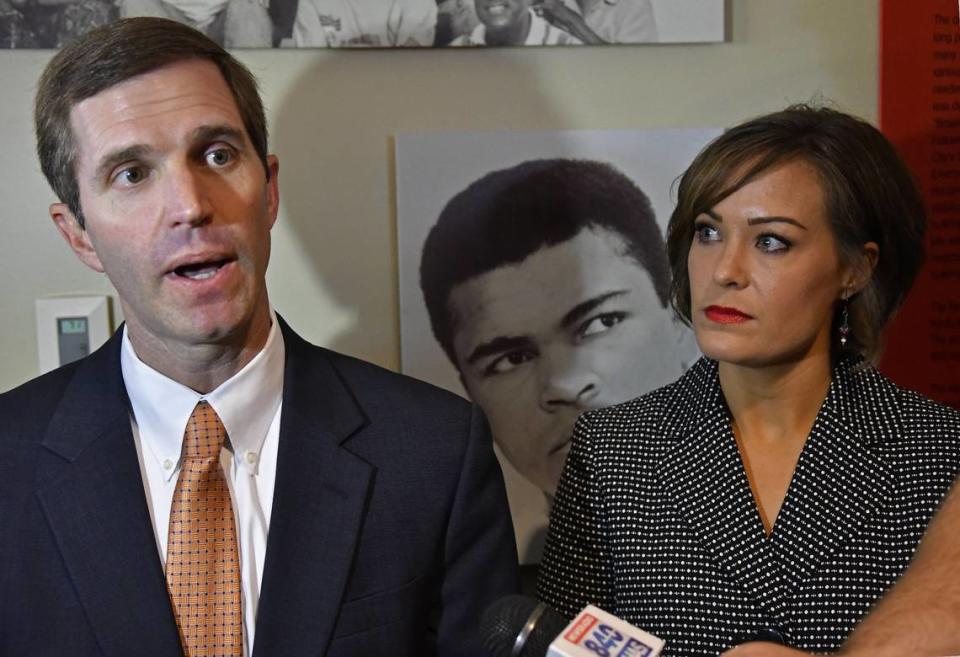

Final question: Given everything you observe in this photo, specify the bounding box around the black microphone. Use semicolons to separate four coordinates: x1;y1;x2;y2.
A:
479;595;570;657
480;596;665;657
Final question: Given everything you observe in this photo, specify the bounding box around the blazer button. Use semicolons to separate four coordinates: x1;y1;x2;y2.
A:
754;628;787;644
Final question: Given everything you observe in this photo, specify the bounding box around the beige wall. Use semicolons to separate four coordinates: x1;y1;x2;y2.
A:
0;0;878;392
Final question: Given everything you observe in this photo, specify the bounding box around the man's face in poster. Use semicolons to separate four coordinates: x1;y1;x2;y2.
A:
448;226;682;497
474;0;530;31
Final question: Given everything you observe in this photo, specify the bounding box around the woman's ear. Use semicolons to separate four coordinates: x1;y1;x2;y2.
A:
843;241;879;297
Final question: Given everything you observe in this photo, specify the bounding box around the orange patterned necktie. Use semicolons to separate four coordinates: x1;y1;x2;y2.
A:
166;401;243;657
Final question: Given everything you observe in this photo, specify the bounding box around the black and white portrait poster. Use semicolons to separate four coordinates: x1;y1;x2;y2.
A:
1;0;724;49
396;128;721;565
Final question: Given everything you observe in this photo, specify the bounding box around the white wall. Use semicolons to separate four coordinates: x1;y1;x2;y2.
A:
0;0;879;392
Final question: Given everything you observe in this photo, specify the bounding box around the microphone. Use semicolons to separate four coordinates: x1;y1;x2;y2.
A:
480;596;664;657
480;595;570;657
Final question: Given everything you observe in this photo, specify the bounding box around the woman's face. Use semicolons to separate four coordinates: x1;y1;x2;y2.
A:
687;159;855;369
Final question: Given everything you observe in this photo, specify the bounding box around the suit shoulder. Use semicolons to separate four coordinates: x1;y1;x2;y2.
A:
279;316;465;405
321;347;466;403
0;361;81;427
583;383;678;425
573;359;717;452
851;365;960;440
304;346;486;470
881;378;960;467
894;384;960;431
576;375;692;444
318;347;472;415
583;358;712;424
0;363;86;506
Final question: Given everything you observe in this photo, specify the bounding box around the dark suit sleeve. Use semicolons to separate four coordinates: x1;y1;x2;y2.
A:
436;404;519;656
537;414;615;617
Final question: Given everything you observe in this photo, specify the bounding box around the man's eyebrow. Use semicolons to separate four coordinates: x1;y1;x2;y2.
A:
702;210;807;230
559;290;629;330
192;124;247;146
466;335;534;366
93;144;152;185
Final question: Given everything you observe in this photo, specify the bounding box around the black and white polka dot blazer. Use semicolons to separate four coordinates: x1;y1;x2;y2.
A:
538;357;960;656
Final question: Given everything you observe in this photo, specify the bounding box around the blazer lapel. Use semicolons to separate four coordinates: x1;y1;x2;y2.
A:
771;361;896;595
253;321;372;657
36;331;183;657
658;361;791;621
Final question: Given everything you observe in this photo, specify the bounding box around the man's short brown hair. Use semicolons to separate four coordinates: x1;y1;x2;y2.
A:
35;17;269;228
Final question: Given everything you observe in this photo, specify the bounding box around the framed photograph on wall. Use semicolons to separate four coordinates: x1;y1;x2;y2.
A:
1;0;725;49
395;127;721;567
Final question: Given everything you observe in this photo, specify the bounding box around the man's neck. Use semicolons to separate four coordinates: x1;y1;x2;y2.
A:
125;313;273;394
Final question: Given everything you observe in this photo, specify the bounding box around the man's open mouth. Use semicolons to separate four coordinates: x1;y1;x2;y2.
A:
482;0;511;13
173;259;231;280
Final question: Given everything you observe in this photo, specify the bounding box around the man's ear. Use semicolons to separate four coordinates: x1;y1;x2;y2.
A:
844;241;880;296
50;203;105;273
265;155;280;230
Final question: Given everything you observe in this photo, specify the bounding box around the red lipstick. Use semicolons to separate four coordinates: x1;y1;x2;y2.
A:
704;305;752;324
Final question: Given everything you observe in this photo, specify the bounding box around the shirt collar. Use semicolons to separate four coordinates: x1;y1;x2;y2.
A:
121;311;285;480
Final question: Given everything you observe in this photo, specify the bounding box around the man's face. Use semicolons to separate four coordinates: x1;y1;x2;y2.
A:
51;59;279;359
474;0;529;30
449;227;685;497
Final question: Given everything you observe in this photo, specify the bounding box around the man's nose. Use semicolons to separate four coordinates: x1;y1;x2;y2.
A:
166;164;213;227
538;348;602;412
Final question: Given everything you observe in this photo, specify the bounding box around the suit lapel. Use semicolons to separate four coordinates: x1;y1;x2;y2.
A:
36;331;183;657
771;361;895;595
660;359;898;621
658;361;791;621
253;321;372;657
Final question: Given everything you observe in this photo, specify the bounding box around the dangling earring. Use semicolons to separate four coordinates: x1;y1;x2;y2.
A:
838;296;850;348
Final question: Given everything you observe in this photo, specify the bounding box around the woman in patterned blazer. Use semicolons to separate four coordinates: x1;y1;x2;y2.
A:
538;105;960;656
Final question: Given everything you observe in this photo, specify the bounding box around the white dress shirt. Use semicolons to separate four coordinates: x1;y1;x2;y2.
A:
121;315;285;657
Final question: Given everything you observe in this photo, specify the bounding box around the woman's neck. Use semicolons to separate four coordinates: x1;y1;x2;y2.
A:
719;353;834;535
719;355;833;444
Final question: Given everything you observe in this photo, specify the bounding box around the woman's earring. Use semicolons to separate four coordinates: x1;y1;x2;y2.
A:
839;296;850;348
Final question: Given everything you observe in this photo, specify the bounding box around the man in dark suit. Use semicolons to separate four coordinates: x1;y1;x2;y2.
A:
0;16;517;657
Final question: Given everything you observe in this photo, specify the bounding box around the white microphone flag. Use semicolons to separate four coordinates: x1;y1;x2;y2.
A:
547;605;665;657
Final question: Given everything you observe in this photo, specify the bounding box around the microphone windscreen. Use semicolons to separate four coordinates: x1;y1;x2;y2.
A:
480;595;570;657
